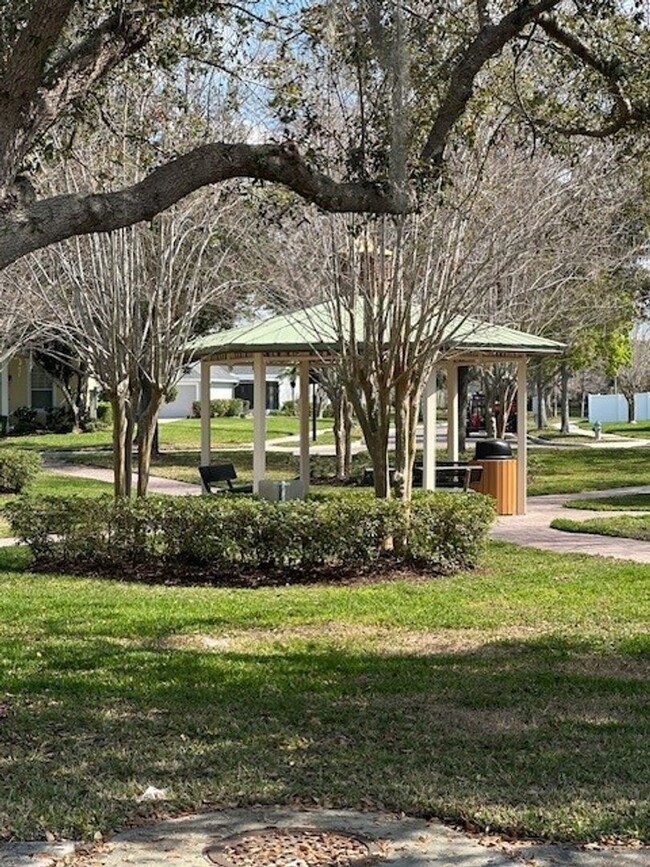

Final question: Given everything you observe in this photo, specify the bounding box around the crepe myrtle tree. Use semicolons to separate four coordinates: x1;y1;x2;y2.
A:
16;186;246;497
261;131;645;500
0;1;649;268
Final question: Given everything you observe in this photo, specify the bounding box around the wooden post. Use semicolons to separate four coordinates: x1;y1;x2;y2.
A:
446;362;459;462
516;357;528;515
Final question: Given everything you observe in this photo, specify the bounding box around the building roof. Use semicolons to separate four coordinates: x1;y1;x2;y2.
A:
189;302;564;361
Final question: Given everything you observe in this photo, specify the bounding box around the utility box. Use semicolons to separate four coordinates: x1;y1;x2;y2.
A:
258;479;306;502
470;439;517;516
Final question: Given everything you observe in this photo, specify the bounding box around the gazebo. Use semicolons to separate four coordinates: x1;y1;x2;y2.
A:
190;304;563;515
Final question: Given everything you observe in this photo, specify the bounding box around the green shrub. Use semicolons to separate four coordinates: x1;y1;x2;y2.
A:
0;449;41;493
6;491;495;580
96;402;113;426
408;491;495;571
191;398;248;419
45;406;74;433
281;400;297;416
11;406;39;434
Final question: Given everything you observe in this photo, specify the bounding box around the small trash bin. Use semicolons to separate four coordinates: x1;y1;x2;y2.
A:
0;415;7;437
470;439;517;515
258;479;306;502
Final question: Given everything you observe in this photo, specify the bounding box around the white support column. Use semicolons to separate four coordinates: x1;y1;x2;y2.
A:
422;366;437;490
200;360;211;491
299;359;310;497
253;352;266;493
516;357;528;515
446;362;459;462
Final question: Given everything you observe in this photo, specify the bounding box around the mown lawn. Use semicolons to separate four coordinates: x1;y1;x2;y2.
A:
527;446;650;495
552;514;650;541
593;421;650;439
0;417;330;454
0;542;648;844
565;493;650;512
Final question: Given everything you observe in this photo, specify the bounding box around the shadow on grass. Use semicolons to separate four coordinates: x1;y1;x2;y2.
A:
1;631;647;844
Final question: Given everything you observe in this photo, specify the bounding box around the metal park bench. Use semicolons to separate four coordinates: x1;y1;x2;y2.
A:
199;463;254;495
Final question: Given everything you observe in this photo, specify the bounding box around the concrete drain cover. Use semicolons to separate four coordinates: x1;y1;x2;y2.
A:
203;826;382;867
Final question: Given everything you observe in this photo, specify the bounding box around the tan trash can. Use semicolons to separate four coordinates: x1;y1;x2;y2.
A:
470;457;517;515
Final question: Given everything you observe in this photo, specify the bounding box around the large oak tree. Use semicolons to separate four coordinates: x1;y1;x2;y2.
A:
0;1;648;269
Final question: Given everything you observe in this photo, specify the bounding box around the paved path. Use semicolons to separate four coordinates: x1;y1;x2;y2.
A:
45;462;202;496
492;485;650;562
2;808;647;867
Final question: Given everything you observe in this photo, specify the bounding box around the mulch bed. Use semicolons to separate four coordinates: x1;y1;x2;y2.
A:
29;558;446;588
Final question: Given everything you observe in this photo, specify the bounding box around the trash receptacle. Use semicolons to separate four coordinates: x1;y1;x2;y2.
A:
258;479;306;502
470;439;517;515
0;415;7;437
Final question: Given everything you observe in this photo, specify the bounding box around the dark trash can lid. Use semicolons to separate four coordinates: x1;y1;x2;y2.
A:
474;438;513;460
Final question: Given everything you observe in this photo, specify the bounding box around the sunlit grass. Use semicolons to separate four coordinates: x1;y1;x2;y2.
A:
0;542;647;843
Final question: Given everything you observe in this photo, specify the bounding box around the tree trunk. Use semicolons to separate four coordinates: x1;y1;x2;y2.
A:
332;393;346;480
343;394;353;479
560;361;571;434
110;393;128;498
136;388;164;497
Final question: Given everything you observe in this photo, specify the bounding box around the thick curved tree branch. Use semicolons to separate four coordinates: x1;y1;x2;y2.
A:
420;0;562;165
536;13;646;138
0;142;410;268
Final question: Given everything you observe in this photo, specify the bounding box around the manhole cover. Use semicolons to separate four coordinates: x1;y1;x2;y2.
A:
203;826;381;867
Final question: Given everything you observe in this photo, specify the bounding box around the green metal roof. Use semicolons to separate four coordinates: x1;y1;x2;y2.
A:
190;302;564;359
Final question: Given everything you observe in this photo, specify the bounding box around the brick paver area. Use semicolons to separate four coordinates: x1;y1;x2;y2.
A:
492;485;650;563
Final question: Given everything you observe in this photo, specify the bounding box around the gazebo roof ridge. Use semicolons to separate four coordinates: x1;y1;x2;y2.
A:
189;301;565;361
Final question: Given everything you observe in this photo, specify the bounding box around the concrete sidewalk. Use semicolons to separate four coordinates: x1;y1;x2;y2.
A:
2;808;647;867
45;462;202;496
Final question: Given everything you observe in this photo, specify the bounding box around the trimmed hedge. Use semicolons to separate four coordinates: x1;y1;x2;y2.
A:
191;398;249;418
5;491;495;579
0;449;41;493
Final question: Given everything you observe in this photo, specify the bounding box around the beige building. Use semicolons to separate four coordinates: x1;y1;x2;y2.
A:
0;354;77;425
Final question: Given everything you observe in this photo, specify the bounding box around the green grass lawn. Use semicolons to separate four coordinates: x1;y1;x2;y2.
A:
552;514;650;541
0;542;647;844
0;417;330;454
527;446;650;495
565;493;650;512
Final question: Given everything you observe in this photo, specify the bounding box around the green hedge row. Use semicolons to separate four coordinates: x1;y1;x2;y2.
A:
191;398;249;418
5;492;495;579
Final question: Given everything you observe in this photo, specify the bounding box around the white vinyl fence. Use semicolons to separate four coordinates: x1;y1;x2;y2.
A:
588;392;650;423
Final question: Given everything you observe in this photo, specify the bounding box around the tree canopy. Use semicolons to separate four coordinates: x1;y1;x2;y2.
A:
0;1;649;268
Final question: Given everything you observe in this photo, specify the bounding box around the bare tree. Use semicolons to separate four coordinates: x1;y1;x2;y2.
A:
262;133;644;500
15;187;245;496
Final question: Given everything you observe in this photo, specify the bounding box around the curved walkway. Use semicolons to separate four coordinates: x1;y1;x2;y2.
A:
492;485;650;563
